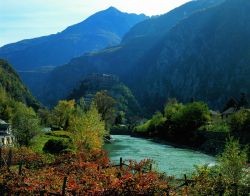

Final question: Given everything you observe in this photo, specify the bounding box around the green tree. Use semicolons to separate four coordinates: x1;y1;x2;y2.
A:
173;102;211;131
148;112;166;131
223;98;238;112
217;138;248;186
115;111;125;125
164;99;183;119
191;138;249;195
0;86;14;121
229;110;250;144
38;108;53;127
77;97;87;112
135;101;211;145
11;102;41;146
51;100;75;130
93;91;116;130
164;101;210;144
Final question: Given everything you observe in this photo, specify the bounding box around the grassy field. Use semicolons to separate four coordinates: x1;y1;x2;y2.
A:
31;130;74;153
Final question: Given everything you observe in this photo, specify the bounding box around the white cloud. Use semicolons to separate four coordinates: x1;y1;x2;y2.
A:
0;0;190;46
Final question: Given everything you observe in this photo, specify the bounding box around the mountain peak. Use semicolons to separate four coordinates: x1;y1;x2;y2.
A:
100;6;123;15
0;5;147;71
106;6;120;12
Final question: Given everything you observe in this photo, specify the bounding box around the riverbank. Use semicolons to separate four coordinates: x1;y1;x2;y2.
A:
104;135;215;176
109;128;224;157
131;130;229;156
129;132;220;157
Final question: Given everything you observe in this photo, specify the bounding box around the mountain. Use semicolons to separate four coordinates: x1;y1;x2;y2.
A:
132;0;250;111
0;7;147;71
0;59;40;109
68;73;140;117
122;0;224;44
38;0;224;108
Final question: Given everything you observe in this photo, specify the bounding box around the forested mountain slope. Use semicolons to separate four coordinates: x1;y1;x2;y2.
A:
0;59;39;109
68;73;140;118
39;0;223;107
132;0;250;111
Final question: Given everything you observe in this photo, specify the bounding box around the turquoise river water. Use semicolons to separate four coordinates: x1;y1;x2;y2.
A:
104;135;215;177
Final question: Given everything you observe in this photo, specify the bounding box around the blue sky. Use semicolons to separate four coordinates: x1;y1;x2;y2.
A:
0;0;190;46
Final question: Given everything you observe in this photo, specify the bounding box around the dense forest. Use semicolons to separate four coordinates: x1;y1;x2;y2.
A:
0;59;39;109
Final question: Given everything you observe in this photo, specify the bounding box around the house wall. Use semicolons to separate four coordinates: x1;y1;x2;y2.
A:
0;121;14;147
0;135;14;146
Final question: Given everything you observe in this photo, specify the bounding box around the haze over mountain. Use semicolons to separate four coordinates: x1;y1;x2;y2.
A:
0;7;147;71
38;0;226;109
0;59;39;109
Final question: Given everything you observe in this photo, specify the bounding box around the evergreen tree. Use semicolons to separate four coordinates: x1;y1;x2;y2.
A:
223;97;238;112
238;92;248;108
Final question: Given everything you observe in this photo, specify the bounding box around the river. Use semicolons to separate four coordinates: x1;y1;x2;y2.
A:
104;135;215;177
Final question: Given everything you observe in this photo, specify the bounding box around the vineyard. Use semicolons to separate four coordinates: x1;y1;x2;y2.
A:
0;147;249;195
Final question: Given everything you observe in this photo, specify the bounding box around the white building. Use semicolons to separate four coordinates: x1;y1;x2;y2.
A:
0;119;14;147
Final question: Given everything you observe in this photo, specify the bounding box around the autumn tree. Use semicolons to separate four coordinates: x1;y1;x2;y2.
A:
46;99;107;150
69;104;106;150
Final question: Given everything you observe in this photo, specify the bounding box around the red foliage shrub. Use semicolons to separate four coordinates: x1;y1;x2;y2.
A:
0;148;170;195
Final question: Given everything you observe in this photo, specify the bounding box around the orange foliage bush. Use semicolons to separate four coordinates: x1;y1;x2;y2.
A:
0;148;170;195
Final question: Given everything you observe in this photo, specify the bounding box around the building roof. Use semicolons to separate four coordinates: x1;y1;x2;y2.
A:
222;107;238;115
0;133;11;137
209;110;220;116
0;119;8;125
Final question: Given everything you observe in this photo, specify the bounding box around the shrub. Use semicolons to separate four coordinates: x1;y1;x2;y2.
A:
43;139;71;154
217;138;248;185
135;101;211;145
135;112;166;134
164;99;183;119
228;110;250;144
191;138;249;195
229;110;250;132
149;112;166;131
172;102;211;132
201;121;230;133
135;120;151;133
166;102;210;145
